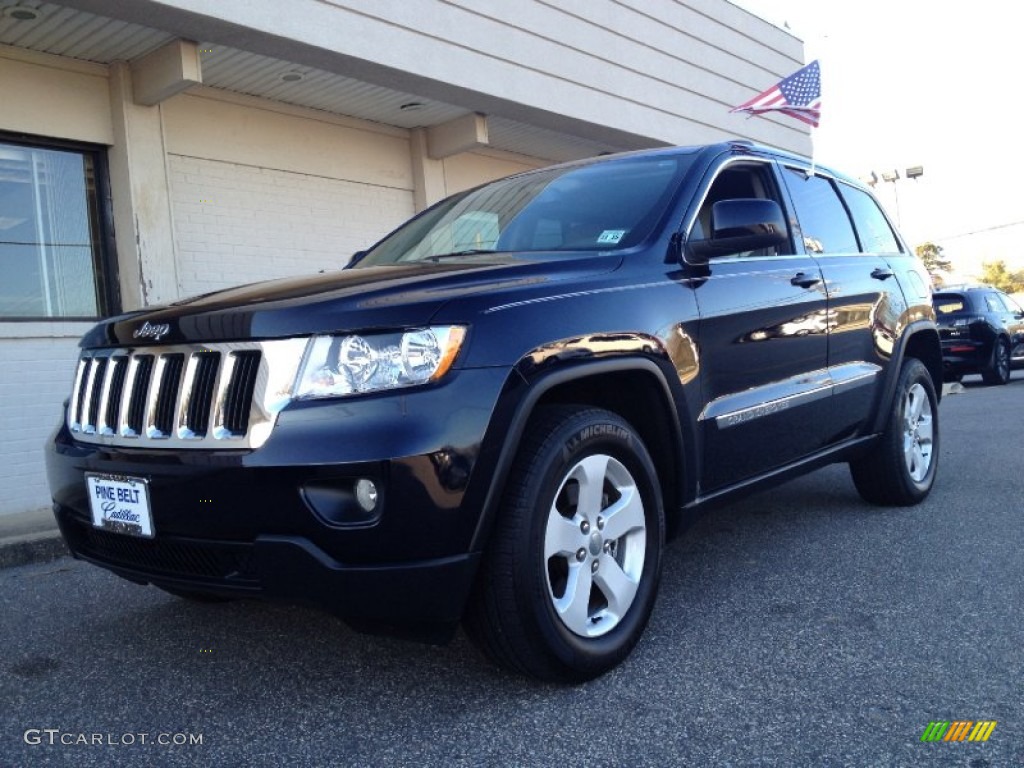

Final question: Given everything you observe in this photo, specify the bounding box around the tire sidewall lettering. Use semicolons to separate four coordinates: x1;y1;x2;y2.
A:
561;423;632;464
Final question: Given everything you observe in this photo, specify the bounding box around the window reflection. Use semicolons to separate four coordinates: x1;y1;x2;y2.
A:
0;141;105;318
781;169;858;255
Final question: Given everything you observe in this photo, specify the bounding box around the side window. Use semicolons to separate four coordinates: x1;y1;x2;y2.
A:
691;163;792;256
0;136;115;318
1003;293;1024;314
780;168;858;255
984;293;1008;313
839;183;902;254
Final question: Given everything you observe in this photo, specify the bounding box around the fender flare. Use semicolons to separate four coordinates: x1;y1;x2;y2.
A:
467;357;691;552
870;320;942;434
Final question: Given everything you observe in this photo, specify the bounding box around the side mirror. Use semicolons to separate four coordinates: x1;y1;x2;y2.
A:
687;199;788;261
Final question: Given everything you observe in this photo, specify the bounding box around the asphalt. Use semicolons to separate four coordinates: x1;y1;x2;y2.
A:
0;381;967;572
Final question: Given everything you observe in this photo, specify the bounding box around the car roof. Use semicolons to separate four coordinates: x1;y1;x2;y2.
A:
933;284;1000;294
497;140;860;186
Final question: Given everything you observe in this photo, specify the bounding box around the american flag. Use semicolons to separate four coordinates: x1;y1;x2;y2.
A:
731;60;821;127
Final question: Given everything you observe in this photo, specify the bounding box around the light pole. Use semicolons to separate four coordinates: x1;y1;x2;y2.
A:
881;169;901;226
862;166;924;230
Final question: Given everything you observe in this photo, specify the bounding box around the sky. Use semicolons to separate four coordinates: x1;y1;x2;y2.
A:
731;0;1023;280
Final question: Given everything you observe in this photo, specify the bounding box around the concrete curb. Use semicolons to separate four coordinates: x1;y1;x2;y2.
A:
0;508;66;570
0;530;68;569
0;536;67;573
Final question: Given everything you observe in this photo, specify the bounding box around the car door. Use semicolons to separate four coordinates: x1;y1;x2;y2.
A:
686;159;831;492
778;166;907;443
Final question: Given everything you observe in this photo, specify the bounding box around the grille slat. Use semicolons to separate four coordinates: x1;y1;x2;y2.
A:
151;354;185;437
66;342;290;449
222;351;261;436
184;353;221;437
102;358;129;435
71;359;90;429
85;358;108;432
126;356;154;436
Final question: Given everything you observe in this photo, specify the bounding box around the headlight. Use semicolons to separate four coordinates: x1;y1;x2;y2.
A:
294;326;466;399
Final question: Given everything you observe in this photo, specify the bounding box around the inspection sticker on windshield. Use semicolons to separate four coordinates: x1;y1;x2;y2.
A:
597;229;626;244
86;474;154;538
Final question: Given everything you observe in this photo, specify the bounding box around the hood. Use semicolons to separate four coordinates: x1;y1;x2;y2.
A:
83;253;621;347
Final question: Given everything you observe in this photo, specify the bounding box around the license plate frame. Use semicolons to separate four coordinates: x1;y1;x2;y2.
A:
85;473;155;538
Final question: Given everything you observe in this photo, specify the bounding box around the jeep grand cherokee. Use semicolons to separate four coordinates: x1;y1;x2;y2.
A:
46;141;942;682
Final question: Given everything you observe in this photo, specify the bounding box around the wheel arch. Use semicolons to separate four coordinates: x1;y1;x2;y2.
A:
468;358;693;552
870;322;942;434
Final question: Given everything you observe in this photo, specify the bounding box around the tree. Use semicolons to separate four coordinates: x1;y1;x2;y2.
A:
979;260;1024;294
915;242;952;275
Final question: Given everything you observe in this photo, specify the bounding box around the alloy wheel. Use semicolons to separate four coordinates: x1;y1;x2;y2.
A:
544;454;647;638
902;382;934;482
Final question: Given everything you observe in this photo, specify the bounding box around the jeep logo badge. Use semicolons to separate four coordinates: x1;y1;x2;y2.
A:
132;321;171;341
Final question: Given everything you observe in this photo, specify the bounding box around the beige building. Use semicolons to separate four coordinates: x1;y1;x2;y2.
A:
0;0;807;519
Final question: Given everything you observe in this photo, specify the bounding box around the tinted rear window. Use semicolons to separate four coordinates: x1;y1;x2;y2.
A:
932;294;969;315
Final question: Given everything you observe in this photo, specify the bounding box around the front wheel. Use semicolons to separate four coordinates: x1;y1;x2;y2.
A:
850;358;939;506
981;338;1011;385
466;406;664;682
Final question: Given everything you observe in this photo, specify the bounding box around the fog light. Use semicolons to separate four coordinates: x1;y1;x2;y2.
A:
355;478;379;513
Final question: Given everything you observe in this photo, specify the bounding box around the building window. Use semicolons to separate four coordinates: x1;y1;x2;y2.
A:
0;136;116;319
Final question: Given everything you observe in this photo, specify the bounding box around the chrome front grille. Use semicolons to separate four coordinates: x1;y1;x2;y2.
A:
67;340;307;449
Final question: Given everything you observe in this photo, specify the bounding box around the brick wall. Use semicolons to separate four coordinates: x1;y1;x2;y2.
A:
0;332;85;516
169;155;415;299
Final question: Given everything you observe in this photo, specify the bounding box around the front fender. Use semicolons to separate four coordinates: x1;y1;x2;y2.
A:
463;353;695;553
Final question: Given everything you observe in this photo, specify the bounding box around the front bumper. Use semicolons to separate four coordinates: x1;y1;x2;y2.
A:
55;509;479;634
45;367;510;632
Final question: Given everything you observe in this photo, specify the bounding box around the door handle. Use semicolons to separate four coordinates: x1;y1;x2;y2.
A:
871;267;894;280
791;272;822;289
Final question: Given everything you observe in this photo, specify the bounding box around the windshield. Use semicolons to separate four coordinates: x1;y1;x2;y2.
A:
355;152;695;266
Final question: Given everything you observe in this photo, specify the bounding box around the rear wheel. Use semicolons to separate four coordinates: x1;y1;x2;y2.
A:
850;358;939;506
981;337;1010;385
466;406;664;682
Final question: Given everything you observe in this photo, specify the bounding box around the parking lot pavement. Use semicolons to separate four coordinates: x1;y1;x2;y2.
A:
2;373;1022;766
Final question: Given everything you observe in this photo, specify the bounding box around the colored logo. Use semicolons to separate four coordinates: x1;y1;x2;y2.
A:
920;721;997;742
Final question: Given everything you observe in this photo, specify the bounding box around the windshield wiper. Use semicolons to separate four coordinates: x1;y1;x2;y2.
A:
425;249;498;262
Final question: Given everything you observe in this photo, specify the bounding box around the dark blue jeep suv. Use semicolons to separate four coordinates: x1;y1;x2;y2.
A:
46;141;942;682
